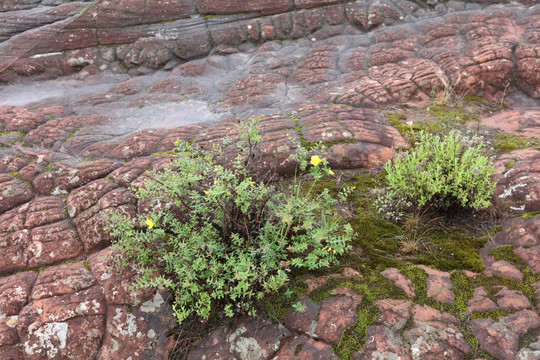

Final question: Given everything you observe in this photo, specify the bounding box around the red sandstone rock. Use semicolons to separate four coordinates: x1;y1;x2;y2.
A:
516;343;540;360
353;299;412;359
495;288;532;310
466;287;498;315
315;287;362;343
342;267;362;278
17;164;42;183
295;0;347;9
412;304;458;324
72;185;137;253
0;107;45;133
471;310;540;360
118;38;174;69
17;285;107;359
282;297;320;335
403;305;470;359
373;299;411;330
98;303;175;360
532;279;540;297
0;3;539;359
188;316;291;360
108;157;166;187
492;213;540;248
0;317;22;359
111;130;165;159
515;245;540;273
419;266;454;304
481;108;540;138
26;220;83;268
484;260;523;280
220;74;285;109
30;262;96;301
87;248;155;306
0;174;34;214
0;196;65;232
516;45;540;98
24;115;102;150
370;47;412;67
66;179;118;219
90;0;196;29
273;335;338;359
196;0;293;15
494;149;540;214
0;272;37;316
0;230;32;274
303;274;340;293
333;78;395;108
381;268;416;298
0;156;27;174
34;159;123;196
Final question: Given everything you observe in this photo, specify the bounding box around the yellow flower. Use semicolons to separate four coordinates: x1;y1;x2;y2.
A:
204;191;209;195
145;218;155;229
248;177;255;187
310;155;322;167
174;140;179;146
329;170;335;175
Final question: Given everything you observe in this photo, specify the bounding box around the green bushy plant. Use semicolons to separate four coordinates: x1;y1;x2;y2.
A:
106;117;352;324
377;130;496;218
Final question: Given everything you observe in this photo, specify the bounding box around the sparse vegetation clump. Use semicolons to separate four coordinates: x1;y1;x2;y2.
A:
377;130;497;218
106;117;353;325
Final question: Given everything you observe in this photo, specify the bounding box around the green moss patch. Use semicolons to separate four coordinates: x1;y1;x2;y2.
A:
450;271;475;319
520;211;540;220
306;268;407;359
494;133;540;153
409;231;487;272
294;343;303;356
82;261;92;272
384;111;417;137
385;99;492;141
348;214;486;273
62;128;81;144
457;324;495;359
452;263;539;321
503;160;516;170
333;304;380;359
425;102;479;124
150;151;176;156
8;171;34;189
463;96;487;103
302;169;489;273
468;309;513;321
519;326;540;351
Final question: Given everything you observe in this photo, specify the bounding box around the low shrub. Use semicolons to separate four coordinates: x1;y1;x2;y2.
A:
377;130;496;218
106;118;352;324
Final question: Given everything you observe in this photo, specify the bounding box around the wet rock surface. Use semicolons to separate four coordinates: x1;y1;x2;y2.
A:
0;0;539;359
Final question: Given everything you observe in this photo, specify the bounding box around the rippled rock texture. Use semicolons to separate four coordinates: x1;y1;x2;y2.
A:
1;0;540;359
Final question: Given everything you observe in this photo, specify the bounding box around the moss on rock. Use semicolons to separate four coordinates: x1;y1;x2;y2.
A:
494;133;540;153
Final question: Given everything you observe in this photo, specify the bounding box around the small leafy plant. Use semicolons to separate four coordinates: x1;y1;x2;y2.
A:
106;117;352;324
377;130;496;218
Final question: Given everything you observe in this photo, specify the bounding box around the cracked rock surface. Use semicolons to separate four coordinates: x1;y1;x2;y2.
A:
0;0;539;359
